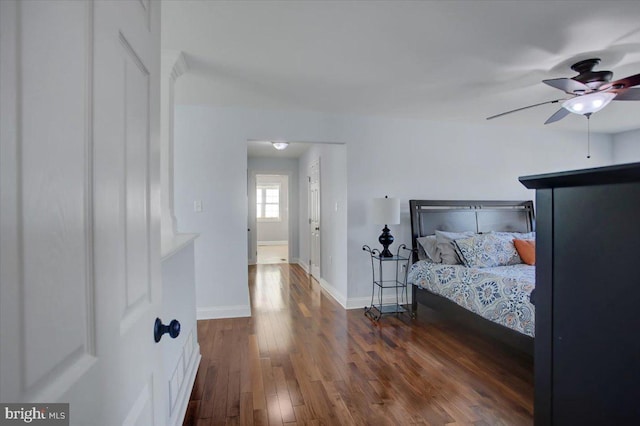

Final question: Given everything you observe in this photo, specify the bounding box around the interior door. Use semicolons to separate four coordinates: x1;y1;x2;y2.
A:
309;159;321;279
0;1;165;424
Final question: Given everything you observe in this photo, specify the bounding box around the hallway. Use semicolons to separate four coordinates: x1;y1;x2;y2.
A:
184;263;533;425
257;244;289;265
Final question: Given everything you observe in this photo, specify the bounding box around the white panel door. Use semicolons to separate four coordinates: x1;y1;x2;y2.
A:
0;1;165;424
309;159;321;279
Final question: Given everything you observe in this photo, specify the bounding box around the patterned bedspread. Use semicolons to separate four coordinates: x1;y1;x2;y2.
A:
407;261;535;337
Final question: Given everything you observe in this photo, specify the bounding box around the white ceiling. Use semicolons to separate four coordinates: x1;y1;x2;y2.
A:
162;0;640;134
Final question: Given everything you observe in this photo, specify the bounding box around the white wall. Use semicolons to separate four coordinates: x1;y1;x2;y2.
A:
298;144;348;305
174;107;251;319
612;129;640;164
256;174;289;243
174;105;613;315
343;117;612;306
247;157;299;264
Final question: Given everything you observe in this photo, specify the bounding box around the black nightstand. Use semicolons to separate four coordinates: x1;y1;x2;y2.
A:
363;244;413;321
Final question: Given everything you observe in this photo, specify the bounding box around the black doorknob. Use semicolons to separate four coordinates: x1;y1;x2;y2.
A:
154;317;180;342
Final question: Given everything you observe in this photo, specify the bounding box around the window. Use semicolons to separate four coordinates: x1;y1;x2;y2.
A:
257;184;280;221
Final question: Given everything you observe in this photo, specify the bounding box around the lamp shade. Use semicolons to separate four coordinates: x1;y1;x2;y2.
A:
372;197;400;225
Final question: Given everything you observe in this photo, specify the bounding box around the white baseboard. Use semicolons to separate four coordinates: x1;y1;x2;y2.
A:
292;262;348;309
294;261;406;312
197;305;251;319
291;260;413;312
257;240;288;246
296;259;309;274
319;278;347;308
172;344;201;426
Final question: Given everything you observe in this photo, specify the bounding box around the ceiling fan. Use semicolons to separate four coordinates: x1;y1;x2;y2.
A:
487;58;640;124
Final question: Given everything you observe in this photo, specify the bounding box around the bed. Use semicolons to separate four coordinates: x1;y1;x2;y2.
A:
408;200;535;355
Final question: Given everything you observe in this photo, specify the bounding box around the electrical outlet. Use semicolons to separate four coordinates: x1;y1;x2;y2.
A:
194;200;203;212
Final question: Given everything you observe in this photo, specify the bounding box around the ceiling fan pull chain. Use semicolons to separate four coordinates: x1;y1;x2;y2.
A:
586;113;591;159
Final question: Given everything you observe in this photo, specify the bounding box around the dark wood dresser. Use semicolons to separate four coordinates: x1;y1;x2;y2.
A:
520;162;640;425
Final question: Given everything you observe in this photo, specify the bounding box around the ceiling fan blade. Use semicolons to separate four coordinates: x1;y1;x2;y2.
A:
613;88;640;101
486;99;565;120
544;108;570;124
599;72;640;92
543;78;590;94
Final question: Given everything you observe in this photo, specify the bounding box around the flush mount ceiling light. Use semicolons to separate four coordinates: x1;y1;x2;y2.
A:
562;92;616;115
271;141;289;150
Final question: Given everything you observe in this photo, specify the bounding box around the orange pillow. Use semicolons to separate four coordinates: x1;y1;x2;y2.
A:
514;239;535;265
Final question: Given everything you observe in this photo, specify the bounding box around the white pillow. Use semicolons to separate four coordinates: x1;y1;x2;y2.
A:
416;235;441;263
435;230;475;265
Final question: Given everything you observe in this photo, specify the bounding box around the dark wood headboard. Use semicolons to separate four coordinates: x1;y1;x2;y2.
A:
409;200;535;262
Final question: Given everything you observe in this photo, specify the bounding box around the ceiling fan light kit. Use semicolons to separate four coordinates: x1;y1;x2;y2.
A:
562;92;616;115
487;58;640;124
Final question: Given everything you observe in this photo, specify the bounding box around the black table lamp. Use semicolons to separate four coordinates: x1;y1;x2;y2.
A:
372;196;400;257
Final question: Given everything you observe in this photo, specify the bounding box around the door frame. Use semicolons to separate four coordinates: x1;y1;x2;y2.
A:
255;173;290;264
247;169;295;265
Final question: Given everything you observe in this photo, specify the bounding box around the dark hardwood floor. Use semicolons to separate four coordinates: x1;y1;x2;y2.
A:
184;263;533;425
